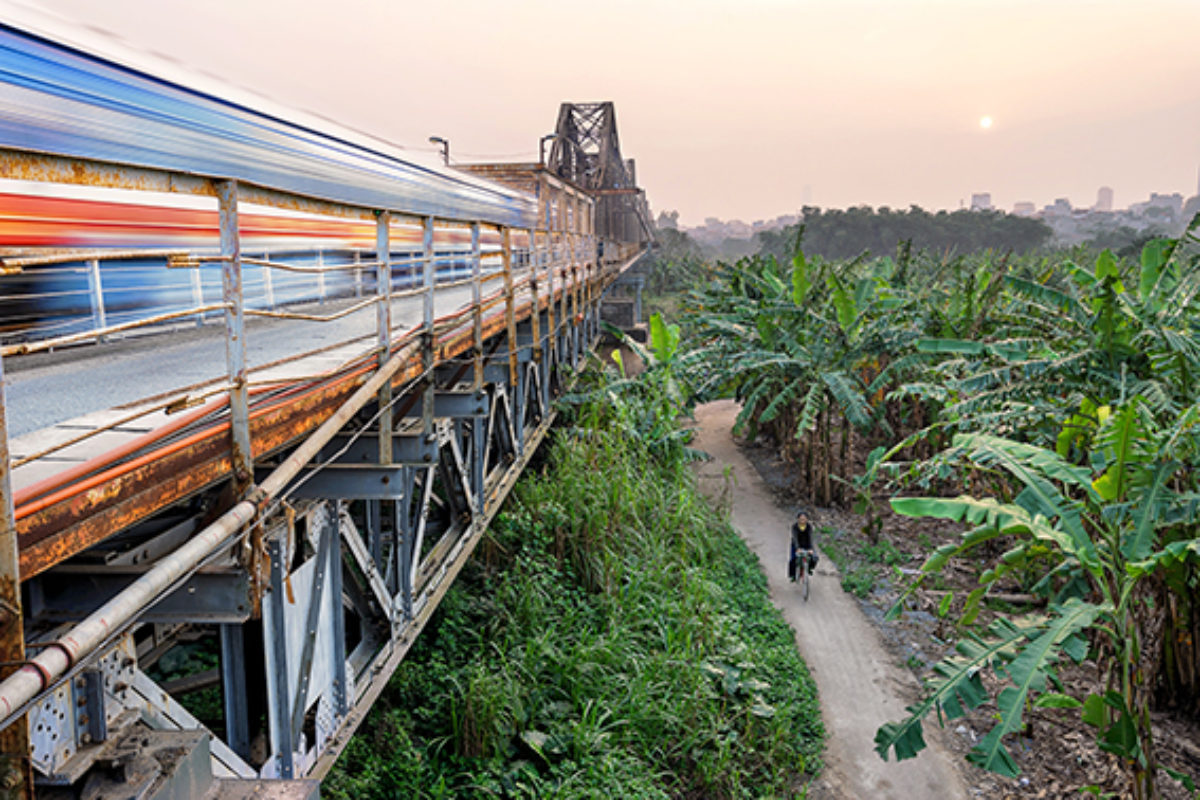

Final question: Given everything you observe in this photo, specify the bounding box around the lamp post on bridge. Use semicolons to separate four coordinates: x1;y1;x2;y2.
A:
428;136;449;166
539;133;559;167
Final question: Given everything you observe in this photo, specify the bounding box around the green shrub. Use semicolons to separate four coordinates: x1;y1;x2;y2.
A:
841;568;876;599
325;376;823;798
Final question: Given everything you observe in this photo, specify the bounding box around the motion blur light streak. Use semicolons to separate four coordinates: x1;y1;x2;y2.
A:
0;181;375;250
0;177;507;339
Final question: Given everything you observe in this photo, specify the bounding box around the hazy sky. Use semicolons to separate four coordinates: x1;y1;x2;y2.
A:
26;0;1200;227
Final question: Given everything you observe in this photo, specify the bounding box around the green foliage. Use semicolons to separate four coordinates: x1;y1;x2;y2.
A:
840;568;876;599
859;539;905;567
325;366;823;799
755;206;1052;262
640;227;708;295
879;406;1200;799
147;641;223;724
876;600;1096;776
685;246;896;505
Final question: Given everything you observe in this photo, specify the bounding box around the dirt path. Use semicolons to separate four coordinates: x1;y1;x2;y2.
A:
690;400;967;799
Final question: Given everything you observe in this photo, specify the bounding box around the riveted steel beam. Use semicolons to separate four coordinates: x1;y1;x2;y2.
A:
28;569;252;624
288;466;412;500
376;212;394;466
317;433;437;466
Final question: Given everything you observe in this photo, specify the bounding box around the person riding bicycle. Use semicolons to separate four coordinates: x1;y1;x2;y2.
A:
788;510;818;581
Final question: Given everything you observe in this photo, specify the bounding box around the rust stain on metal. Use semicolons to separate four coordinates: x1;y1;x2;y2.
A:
81;480;124;509
17;378;357;578
0;151;213;195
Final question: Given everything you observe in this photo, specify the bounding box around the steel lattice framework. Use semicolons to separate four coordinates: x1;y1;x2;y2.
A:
548;103;654;245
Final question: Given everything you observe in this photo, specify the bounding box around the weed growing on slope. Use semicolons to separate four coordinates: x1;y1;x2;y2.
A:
325;391;823;798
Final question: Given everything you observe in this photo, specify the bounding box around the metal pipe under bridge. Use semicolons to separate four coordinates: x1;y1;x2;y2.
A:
0;8;652;797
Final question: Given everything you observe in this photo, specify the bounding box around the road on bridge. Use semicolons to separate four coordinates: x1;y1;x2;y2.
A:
691;400;967;800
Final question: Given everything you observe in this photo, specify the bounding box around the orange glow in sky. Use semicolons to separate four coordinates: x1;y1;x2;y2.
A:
26;0;1200;225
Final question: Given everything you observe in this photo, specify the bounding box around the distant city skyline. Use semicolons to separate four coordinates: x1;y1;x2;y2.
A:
682;181;1198;228
21;0;1200;228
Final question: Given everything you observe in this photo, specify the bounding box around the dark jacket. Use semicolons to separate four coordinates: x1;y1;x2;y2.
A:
791;521;814;552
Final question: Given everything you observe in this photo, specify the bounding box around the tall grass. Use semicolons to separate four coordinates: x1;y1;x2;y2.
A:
325;378;823;798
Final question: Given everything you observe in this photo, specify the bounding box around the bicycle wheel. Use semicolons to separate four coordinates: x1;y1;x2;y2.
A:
802;556;810;601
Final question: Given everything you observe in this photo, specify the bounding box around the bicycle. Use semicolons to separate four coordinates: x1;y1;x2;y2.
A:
797;548;813;601
789;547;814;601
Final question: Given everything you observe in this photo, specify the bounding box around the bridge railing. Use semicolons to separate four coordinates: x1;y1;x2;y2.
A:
3;186;600;541
0;237;510;355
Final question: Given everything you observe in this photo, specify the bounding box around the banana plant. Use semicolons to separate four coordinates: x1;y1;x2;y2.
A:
684;248;907;504
907;238;1200;451
598;313;703;462
875;395;1200;799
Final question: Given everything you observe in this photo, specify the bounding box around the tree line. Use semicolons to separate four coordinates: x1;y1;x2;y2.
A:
755;205;1053;261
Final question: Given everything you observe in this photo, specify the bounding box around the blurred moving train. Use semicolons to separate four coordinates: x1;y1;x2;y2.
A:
0;6;538;344
0;179;513;342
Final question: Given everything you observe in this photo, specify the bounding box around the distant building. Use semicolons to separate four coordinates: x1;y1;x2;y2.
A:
970;193;993;211
1012;201;1036;216
1150;192;1183;216
1130;192;1183;222
1043;198;1072;217
656;210;680;230
1094;186;1113;212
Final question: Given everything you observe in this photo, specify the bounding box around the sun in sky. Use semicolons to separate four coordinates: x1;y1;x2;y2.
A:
979;115;994;130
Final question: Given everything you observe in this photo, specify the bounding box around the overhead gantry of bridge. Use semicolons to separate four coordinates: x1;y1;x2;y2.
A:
0;6;652;798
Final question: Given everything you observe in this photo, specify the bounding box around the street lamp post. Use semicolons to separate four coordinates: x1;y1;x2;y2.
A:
428;136;449;166
539;133;558;167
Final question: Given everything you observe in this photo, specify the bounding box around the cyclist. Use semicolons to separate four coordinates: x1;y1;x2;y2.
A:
789;510;818;581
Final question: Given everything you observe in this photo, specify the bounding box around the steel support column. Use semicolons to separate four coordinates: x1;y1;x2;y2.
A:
544;230;556;368
527;228;541;363
394;481;413;620
262;251;276;310
0;355;31;798
558;232;569;366
501;228;523;452
287;518;332;744
218;180;253;490
190;264;205;327
376;212;393;465
422;217;435;438
267;539;295;778
86;258;107;344
470;223;485;514
220;623;251;762
328;513;348;717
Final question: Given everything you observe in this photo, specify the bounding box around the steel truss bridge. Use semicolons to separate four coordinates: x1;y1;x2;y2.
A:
0;8;652;798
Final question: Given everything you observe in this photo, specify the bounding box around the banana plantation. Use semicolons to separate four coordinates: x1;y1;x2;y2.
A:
682;225;1200;799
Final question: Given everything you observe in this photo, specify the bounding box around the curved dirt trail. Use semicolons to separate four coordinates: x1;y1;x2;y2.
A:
690;400;967;799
